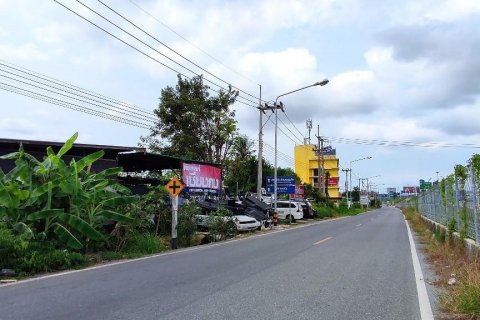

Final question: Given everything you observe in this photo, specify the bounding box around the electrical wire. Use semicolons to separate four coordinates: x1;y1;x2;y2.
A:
0;67;157;123
126;0;259;86
66;0;258;108
97;0;261;102
0;60;152;116
0;83;150;129
325;136;480;149
54;1;258;111
277;116;304;144
282;110;305;139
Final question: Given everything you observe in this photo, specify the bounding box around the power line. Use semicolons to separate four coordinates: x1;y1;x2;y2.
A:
126;0;259;86
60;0;258;108
263;115;301;145
326;136;480;149
0;66;157;123
0;82;150;129
97;0;261;103
277;115;304;144
0;59;152;116
282;110;305;139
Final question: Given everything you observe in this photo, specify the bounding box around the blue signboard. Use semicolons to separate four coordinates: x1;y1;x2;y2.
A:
266;176;295;194
266;176;295;185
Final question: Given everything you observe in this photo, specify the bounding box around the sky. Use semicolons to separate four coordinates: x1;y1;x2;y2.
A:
1;0;480;193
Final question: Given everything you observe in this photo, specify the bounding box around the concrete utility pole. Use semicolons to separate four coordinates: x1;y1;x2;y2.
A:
256;85;267;200
314;126;326;198
342;168;351;204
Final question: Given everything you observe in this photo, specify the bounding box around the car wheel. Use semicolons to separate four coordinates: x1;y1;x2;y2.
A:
286;214;294;223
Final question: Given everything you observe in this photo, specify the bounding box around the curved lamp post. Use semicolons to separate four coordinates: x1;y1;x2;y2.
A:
273;79;329;225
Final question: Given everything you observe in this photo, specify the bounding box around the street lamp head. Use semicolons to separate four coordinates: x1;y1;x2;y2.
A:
314;79;329;86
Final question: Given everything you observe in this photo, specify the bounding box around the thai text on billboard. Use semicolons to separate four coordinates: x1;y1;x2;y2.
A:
182;162;222;191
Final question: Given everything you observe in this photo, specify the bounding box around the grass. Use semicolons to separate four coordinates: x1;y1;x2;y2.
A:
313;203;369;219
403;208;480;319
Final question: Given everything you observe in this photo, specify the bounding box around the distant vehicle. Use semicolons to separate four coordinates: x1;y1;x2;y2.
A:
275;200;303;222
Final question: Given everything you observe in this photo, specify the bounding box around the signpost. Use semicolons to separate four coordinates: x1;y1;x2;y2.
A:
165;177;185;249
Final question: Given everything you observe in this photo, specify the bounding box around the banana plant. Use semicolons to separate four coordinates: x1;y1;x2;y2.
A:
0;132;139;249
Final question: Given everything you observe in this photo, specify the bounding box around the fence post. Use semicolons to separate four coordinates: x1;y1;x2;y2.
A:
470;166;479;244
454;174;461;232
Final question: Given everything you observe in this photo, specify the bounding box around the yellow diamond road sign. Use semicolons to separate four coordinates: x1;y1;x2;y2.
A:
165;177;184;197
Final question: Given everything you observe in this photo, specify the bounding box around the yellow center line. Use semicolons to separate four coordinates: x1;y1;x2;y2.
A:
313;236;333;246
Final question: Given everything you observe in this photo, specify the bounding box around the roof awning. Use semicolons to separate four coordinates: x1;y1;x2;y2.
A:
117;151;183;172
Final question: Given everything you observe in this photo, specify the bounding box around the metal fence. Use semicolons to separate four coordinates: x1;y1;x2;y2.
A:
411;165;479;244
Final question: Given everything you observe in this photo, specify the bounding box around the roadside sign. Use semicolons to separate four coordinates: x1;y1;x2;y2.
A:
420;181;432;191
266;176;295;194
266;185;296;194
165;177;184;197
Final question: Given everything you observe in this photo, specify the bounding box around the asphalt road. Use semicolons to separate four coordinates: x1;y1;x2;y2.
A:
0;207;423;320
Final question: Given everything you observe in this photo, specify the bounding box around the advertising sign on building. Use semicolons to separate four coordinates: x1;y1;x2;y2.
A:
182;162;222;192
327;177;339;186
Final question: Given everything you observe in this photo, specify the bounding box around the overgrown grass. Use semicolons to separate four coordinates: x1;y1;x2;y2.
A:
402;208;480;319
313;203;368;219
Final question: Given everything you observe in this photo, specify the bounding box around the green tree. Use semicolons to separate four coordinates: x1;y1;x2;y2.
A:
140;75;238;164
223;135;257;195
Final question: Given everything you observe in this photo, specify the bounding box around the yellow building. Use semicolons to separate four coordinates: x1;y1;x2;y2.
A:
294;144;340;199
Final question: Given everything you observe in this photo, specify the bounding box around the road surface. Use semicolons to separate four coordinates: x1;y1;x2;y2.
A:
0;207;425;320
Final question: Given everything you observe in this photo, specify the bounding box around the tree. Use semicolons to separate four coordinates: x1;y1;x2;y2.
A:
140;75;238;164
223;135;257;195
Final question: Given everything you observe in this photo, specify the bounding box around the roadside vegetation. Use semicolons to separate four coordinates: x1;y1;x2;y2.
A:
403;207;480;319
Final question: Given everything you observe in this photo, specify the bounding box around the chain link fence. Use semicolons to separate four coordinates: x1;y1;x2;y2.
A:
411;164;479;244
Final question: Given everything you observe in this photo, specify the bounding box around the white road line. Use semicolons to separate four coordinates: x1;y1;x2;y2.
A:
313;236;332;245
405;220;434;320
356;223;362;227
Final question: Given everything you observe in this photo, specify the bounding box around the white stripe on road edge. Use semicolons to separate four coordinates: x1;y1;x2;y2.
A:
405;220;434;320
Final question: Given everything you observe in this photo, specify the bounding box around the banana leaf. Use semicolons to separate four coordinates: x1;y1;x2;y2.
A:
99;210;135;223
96;167;123;179
100;195;138;208
76;150;105;172
13;222;35;240
0;181;15;208
26;209;64;221
57;214;104;241
57;132;78;158
52;223;82;249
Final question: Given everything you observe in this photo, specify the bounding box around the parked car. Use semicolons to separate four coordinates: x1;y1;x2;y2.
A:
195;199;262;231
293;199;317;219
275;200;303;222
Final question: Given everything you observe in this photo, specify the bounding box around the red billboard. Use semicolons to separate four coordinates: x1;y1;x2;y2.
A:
182;162;222;191
327;177;339;186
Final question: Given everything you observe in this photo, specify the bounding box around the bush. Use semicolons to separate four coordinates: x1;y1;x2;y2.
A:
122;233;166;257
207;207;237;242
0;227;86;276
177;202;200;247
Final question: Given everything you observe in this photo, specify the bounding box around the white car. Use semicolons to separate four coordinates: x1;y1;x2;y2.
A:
275;201;304;222
233;215;261;231
195;214;260;231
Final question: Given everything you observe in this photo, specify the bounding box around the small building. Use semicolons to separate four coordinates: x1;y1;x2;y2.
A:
294;144;340;199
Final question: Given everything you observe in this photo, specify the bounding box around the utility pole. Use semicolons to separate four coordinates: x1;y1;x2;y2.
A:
342;168;351;205
313;125;326;198
256;85;264;200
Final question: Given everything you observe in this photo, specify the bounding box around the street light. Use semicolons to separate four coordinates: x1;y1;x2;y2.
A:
347;156;372;208
273;79;329;225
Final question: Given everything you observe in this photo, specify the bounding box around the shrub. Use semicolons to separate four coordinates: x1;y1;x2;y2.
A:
122;233;166;258
207;207;237;242
177;202;200;247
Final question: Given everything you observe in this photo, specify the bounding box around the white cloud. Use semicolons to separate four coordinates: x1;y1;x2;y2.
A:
32;23;74;44
0;43;49;61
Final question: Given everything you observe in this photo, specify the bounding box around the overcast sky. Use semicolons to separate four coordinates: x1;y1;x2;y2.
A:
1;0;479;192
